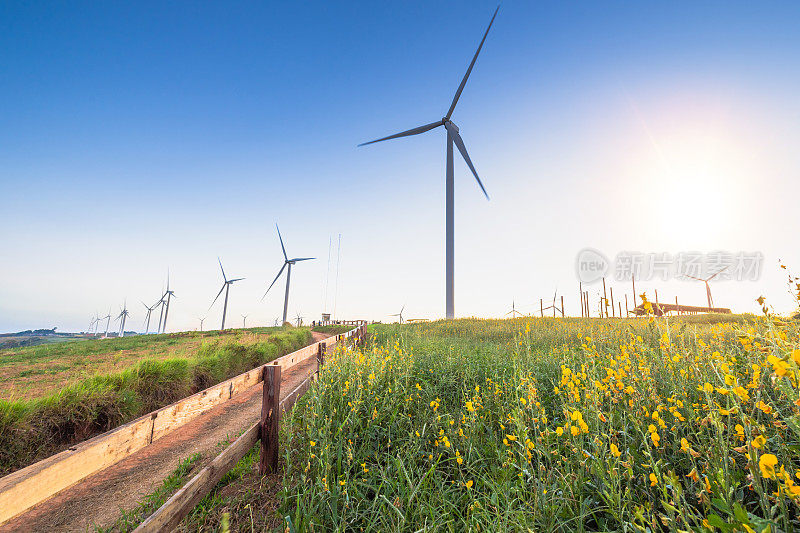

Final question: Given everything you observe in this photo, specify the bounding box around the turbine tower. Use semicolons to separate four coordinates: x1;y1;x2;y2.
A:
242;314;248;329
263;224;315;324
685;266;728;308
359;6;498;319
210;258;244;330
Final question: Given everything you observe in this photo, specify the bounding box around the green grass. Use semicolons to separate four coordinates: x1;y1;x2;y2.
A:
0;327;312;475
311;325;354;335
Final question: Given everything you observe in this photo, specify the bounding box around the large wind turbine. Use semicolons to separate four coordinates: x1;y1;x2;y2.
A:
505;300;521;319
685;266;728;308
359;6;498;319
210;258;244;330
263;224;315;325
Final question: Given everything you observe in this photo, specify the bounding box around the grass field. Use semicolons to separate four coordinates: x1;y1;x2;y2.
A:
0;327;288;401
0;326;313;474
251;311;800;532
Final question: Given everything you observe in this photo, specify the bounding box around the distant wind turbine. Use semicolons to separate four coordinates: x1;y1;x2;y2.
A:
685;266;728;308
142;301;158;334
541;289;563;317
242;314;248;329
160;272;176;333
359;6;499;319
505;300;522;319
210;258;244;330
198;317;206;332
263;224;315;324
295;312;304;328
101;308;112;338
115;301;130;337
389;305;405;324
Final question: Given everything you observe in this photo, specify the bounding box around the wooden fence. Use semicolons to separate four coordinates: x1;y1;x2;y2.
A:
135;325;366;531
0;326;366;526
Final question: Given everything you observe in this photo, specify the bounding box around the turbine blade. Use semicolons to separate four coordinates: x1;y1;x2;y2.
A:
276;224;288;261
218;257;227;282
262;263;287;300
684;275;703;281
358;121;442;147
229;277;245;282
290;257;315;262
707;265;729;281
210;283;226;309
445;5;499;119
445;123;489;199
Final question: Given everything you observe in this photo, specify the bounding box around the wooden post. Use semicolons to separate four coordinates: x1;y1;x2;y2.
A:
618;302;622;318
317;343;326;377
540;299;543;317
655;289;659;316
632;275;636;309
560;296;565;318
675;296;679;316
602;278;608;318
584;291;589;318
610;287;615;318
260;365;281;474
579;282;583;317
625;294;629;317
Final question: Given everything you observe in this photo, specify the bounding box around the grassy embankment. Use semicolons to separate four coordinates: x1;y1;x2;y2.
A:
0;327;311;475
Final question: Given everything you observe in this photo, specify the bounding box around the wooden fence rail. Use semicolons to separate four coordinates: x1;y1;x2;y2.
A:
0;325;366;526
135;325;367;532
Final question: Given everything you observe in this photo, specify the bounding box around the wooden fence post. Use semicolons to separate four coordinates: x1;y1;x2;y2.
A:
317;343;326;377
610;287;615;318
625;294;629;317
540;299;543;317
259;365;281;475
602;278;608;318
560;296;565;318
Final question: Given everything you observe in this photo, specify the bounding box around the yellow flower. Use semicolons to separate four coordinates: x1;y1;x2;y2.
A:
506;434;517;441
610;443;621;458
570;426;580;437
651;432;660;447
649;473;658;486
556;427;564;437
465;479;473;489
465;401;475;412
760;454;778;479
752;435;766;449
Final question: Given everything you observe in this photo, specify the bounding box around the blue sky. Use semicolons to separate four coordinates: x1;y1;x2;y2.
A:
1;1;799;332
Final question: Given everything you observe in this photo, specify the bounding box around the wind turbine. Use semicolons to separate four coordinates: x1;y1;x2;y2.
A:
359;6;498;319
115;301;130;337
242;314;248;329
160;274;176;334
100;308;112;338
505;300;522;319
198;317;206;332
210;258;244;330
142;301;158;334
685;266;728;308
263;224;315;324
389;305;405;324
295;312;304;328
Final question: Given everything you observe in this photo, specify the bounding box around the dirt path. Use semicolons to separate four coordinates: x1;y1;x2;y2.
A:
1;332;333;533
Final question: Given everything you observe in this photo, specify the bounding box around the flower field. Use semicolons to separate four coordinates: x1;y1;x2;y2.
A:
278;313;800;531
